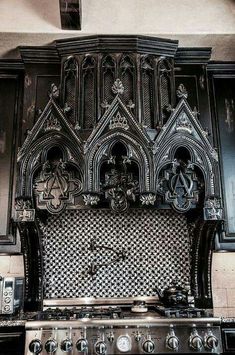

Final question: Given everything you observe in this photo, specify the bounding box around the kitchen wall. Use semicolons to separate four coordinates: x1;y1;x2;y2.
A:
212;252;235;317
0;0;234;60
0;255;24;278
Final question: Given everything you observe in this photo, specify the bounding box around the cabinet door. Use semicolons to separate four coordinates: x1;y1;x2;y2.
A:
213;76;235;245
0;75;21;251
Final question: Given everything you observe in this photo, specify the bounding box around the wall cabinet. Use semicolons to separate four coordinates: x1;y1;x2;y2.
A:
0;63;23;252
209;64;235;249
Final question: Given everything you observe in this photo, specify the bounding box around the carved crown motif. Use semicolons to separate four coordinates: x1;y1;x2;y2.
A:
175;112;193;134
109;112;129;130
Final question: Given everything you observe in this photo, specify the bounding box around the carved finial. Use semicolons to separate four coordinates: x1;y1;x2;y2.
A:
176;84;188;99
112;79;124;95
49;83;60;99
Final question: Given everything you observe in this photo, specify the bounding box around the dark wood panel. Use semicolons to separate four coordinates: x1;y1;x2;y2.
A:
213;77;235;239
0;76;20;246
175;64;213;145
21;64;60;141
175;74;198;109
35;75;60;122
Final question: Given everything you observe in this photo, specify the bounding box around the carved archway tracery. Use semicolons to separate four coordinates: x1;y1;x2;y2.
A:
153;98;222;218
16;88;84;219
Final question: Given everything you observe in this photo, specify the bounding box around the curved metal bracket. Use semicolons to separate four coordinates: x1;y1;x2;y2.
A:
88;239;126;276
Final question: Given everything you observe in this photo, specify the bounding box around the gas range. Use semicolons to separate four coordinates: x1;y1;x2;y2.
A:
24;299;222;355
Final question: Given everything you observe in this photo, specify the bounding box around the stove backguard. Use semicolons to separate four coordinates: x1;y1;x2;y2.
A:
40;209;190;299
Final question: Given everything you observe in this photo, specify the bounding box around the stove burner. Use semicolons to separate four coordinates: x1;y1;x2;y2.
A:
37;306;123;321
155;305;209;318
78;307;122;319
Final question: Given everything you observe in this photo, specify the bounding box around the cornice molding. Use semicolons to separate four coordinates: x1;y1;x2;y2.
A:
19;46;60;64
0;59;24;71
207;61;235;73
175;47;212;64
55;35;179;57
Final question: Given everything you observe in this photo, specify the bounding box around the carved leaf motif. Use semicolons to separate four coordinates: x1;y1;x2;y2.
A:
112;79;124;95
83;194;100;206
140;193;156;205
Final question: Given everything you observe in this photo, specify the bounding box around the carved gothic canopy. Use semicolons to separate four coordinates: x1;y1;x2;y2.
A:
16;78;222;220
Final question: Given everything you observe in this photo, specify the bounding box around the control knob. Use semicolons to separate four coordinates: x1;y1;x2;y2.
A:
167;336;179;351
76;338;88;352
29;339;42;354
95;341;107;355
166;326;179;351
142;339;155;353
205;335;219;350
190;335;203;351
45;339;58;353
61;339;73;352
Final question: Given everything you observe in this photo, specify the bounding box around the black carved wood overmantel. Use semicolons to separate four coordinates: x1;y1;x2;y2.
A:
12;36;224;311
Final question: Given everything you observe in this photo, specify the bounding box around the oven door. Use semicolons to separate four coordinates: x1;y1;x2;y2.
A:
0;326;25;355
222;328;235;353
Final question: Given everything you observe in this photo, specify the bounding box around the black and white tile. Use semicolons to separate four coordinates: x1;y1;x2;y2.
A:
41;209;191;299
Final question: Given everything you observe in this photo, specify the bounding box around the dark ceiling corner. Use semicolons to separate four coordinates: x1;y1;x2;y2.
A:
59;0;81;30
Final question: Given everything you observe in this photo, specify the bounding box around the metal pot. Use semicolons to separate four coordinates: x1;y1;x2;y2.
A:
155;280;190;307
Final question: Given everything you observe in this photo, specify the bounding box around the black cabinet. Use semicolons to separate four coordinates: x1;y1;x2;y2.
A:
0;62;24;252
0;326;25;355
209;63;235;249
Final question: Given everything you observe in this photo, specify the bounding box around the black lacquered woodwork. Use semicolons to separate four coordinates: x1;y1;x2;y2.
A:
0;36;233;312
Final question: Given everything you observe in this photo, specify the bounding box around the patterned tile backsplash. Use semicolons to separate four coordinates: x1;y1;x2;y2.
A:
40;209;191;299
